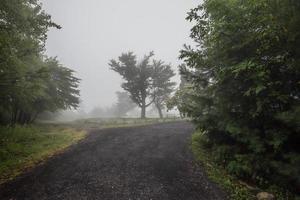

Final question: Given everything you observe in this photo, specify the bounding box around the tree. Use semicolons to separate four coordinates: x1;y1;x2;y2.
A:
113;91;136;117
32;58;80;118
109;52;155;118
0;0;80;125
180;0;300;193
152;60;176;118
7;57;80;125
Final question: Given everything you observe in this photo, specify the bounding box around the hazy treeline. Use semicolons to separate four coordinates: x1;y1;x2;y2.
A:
89;91;137;118
39;90;172;121
37;92;136;121
0;0;80;125
172;0;300;194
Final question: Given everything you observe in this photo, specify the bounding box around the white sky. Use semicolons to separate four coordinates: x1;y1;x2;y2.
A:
41;0;199;111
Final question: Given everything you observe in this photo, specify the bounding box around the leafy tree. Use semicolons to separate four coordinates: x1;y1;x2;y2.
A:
32;58;80;117
6;57;80;125
0;0;80;125
152;60;176;118
109;52;155;118
180;0;300;193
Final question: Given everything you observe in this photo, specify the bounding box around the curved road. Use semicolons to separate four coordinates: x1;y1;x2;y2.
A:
0;122;226;200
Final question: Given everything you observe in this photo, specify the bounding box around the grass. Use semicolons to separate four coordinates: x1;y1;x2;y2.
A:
0;117;181;184
191;131;299;200
69;117;181;129
0;125;86;184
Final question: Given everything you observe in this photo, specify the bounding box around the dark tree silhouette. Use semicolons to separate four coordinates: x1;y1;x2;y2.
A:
109;52;155;118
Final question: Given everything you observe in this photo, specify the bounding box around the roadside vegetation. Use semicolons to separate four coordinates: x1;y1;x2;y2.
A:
169;0;300;198
191;131;297;200
0;1;83;184
0;125;85;184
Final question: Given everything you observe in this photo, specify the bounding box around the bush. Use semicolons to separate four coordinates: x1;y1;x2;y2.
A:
192;131;297;200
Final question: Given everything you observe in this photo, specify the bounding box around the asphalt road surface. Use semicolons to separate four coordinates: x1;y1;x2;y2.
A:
0;121;226;200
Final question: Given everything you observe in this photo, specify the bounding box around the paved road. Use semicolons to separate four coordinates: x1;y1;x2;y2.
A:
0;122;226;200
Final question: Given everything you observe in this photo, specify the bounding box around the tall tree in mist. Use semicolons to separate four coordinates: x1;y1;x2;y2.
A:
109;52;155;118
152;60;176;118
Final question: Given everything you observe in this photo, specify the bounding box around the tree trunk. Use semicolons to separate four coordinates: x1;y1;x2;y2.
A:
141;106;146;119
156;104;163;118
11;108;17;125
30;112;39;123
141;96;146;119
18;110;24;124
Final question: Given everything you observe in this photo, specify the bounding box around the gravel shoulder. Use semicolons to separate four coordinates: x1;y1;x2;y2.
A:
0;121;226;200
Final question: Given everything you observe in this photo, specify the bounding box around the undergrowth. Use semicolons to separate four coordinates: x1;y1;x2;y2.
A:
191;131;298;200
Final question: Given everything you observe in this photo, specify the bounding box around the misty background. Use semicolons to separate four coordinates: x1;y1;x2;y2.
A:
41;0;198;114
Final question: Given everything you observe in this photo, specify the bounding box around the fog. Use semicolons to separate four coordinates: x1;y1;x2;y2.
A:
41;0;198;113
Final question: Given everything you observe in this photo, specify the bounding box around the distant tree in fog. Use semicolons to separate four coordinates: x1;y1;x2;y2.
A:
89;107;106;118
152;60;176;118
109;52;155;118
114;92;136;117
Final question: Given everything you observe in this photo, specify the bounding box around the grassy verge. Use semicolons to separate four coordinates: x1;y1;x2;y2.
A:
191;131;297;200
0;125;86;184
